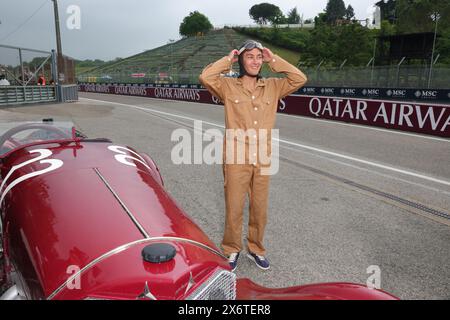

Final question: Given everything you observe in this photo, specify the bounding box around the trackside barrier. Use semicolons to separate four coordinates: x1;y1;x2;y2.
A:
0;86;56;105
57;84;78;102
0;44;78;105
78;83;450;138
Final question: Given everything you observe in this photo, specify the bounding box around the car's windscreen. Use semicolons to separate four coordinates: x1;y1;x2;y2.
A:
0;121;75;157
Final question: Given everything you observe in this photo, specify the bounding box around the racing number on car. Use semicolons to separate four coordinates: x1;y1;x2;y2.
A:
108;145;150;170
0;149;63;206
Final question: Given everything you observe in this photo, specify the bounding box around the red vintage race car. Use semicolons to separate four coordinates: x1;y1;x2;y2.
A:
0;120;398;300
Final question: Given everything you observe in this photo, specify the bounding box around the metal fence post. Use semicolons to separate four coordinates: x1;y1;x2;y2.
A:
19;48;24;86
51;49;58;85
316;60;324;85
18;48;27;102
428;12;440;88
339;59;347;86
366;58;374;87
396;57;406;87
371;38;377;87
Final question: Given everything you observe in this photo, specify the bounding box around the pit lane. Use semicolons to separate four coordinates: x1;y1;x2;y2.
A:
1;92;449;299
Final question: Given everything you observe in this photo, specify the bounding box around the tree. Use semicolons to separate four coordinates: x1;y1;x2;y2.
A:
287;7;301;24
314;12;328;26
345;5;355;20
394;0;450;65
269;10;287;25
301;23;374;66
179;11;213;37
249;3;284;25
325;0;346;25
395;0;450;34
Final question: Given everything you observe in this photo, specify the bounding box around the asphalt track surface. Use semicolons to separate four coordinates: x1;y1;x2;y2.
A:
1;92;449;300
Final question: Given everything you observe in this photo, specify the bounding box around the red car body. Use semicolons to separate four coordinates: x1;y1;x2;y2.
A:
0;121;398;300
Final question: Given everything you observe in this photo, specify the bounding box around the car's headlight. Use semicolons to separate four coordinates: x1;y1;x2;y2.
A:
186;269;236;300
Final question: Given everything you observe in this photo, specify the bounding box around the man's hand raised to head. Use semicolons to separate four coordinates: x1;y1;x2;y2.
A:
228;49;239;63
262;47;274;63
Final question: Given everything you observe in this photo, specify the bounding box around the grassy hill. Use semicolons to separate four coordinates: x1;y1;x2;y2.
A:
77;24;450;88
77;28;302;84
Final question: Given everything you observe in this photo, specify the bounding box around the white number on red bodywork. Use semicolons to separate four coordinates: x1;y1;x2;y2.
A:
0;149;63;207
108;145;150;170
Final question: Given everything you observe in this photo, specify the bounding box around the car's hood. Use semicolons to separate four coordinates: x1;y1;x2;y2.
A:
1;141;220;298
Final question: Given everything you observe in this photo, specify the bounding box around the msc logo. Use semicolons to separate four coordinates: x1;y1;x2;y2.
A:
387;90;406;97
303;87;316;94
362;89;380;96
340;88;356;95
415;90;437;98
321;88;334;94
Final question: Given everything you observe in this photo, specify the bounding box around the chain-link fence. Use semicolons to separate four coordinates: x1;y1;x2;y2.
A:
0;44;78;105
77;64;450;89
0;44;55;86
300;65;450;89
0;44;77;86
77;72;201;85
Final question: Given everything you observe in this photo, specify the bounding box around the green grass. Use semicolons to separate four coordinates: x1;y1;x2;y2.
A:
77;29;303;82
257;39;301;65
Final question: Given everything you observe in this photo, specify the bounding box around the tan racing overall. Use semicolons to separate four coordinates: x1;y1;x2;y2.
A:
199;54;307;256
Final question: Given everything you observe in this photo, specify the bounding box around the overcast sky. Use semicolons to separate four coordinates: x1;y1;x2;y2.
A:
0;0;378;61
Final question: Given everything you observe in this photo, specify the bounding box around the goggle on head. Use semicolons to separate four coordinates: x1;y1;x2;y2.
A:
238;40;264;55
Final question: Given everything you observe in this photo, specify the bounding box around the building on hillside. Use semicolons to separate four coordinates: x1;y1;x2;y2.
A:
377;32;440;65
375;0;397;24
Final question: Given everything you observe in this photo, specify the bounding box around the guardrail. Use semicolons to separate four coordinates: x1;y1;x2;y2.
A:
0;86;56;106
0;84;78;106
57;84;78;102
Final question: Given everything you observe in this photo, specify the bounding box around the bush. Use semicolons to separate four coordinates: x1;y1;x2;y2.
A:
234;27;309;52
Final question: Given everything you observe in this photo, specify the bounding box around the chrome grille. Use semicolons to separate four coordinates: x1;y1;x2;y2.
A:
186;269;236;300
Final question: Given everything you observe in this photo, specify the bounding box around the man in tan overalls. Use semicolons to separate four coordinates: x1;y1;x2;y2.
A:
199;40;307;271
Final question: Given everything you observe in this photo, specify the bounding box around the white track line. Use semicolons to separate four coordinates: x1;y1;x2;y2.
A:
194;99;450;143
280;144;450;196
80;97;450;187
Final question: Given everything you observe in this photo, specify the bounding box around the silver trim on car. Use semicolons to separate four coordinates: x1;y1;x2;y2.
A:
94;167;150;238
46;236;227;300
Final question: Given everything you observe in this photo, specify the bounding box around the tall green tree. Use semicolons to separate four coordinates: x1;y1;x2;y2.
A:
302;23;374;66
325;0;347;25
287;7;301;24
249;3;284;25
179;11;213;37
314;12;328;26
345;5;355;20
269;10;286;25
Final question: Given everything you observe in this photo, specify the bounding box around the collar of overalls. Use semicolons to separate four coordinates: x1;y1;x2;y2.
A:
236;77;266;88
